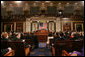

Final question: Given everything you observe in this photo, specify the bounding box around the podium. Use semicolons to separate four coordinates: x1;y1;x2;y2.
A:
34;29;49;42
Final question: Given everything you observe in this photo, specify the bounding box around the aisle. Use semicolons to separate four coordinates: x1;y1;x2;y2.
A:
30;48;52;56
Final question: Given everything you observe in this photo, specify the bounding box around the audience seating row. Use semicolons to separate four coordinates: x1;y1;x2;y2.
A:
1;40;31;56
50;40;84;56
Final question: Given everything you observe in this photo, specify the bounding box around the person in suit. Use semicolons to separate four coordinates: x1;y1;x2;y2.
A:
54;32;60;40
12;33;29;48
52;32;60;47
59;32;65;40
1;32;11;41
13;33;21;41
1;47;12;56
30;33;38;48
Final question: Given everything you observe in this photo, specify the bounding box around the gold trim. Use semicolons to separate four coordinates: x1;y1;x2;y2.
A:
82;24;84;31
62;21;84;22
75;23;84;31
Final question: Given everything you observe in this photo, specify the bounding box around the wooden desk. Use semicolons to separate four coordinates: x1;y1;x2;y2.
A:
34;30;49;42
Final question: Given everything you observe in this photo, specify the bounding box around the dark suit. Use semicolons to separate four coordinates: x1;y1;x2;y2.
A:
1;37;11;41
12;37;29;48
1;48;9;56
53;36;60;47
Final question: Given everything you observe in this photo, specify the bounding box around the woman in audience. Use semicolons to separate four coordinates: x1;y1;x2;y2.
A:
59;32;65;40
1;47;12;56
1;32;11;41
69;46;84;56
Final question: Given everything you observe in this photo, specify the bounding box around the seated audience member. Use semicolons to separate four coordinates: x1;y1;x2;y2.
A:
53;32;60;46
67;32;73;40
1;47;12;56
80;32;84;40
59;32;65;40
12;33;29;48
20;32;24;39
8;32;13;40
30;33;38;48
12;33;22;41
69;46;84;56
69;51;81;56
54;32;60;40
1;32;11;41
64;31;70;40
73;32;80;40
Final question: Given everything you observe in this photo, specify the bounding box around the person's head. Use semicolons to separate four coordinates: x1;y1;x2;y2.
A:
3;32;9;39
71;32;75;38
48;32;53;37
56;32;59;36
16;33;21;39
8;32;12;37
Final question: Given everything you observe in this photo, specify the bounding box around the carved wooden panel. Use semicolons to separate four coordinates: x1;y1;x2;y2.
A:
63;22;71;31
16;23;23;32
73;22;84;31
3;23;14;32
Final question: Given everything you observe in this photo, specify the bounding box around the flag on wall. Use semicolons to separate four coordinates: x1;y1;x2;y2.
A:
39;22;47;30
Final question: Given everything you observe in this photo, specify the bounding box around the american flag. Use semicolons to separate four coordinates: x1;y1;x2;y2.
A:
39;23;47;29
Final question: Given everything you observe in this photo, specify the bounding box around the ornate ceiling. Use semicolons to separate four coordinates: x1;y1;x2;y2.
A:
1;1;84;21
1;1;84;6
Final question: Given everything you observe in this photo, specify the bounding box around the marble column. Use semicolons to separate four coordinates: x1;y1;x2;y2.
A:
56;17;61;32
61;21;63;31
37;21;39;30
14;22;16;32
71;22;73;31
26;19;31;32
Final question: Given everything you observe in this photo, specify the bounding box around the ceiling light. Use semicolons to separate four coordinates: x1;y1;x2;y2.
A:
82;1;84;6
1;1;3;4
82;1;84;3
15;1;22;3
35;1;39;2
58;3;61;4
75;3;78;5
59;12;62;15
67;3;70;4
45;1;51;3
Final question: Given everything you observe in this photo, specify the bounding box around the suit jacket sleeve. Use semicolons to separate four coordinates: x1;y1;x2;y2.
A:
1;48;9;56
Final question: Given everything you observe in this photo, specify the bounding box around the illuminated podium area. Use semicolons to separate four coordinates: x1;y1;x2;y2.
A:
34;29;49;48
34;29;49;42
